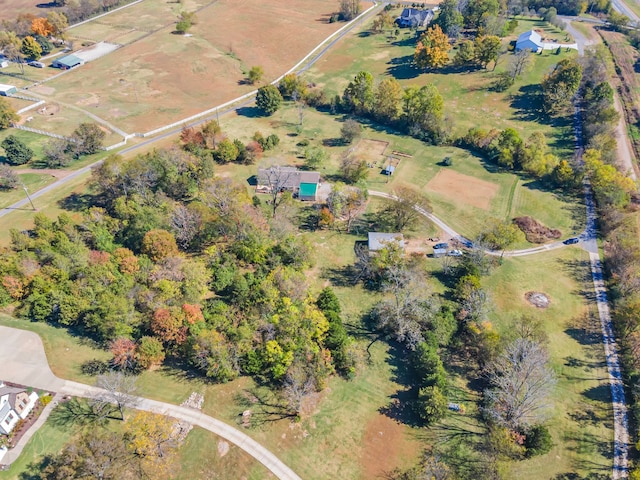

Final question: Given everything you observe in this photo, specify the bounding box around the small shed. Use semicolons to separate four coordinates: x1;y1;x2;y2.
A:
383;165;395;176
52;54;84;70
433;247;447;258
299;182;318;201
0;84;17;96
368;232;405;252
515;30;543;53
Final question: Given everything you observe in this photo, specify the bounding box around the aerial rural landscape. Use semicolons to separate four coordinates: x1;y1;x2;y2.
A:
1;0;640;479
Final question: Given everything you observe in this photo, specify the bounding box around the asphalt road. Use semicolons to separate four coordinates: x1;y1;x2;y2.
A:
611;0;640;24
0;1;383;220
0;326;302;479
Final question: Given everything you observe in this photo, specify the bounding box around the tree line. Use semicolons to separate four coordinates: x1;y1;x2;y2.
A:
0;145;359;416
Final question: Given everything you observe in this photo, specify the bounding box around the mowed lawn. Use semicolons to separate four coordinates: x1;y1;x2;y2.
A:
424;248;615;479
39;0;349;133
211;102;582;243
0;403;270;480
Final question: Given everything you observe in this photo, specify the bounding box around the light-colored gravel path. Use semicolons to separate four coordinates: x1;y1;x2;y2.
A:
0;326;301;479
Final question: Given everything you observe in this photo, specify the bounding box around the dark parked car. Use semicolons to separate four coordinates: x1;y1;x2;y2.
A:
563;237;580;245
434;242;449;250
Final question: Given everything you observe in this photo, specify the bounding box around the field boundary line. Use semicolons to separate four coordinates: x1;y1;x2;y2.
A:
66;0;145;30
16;100;45;115
139;1;381;138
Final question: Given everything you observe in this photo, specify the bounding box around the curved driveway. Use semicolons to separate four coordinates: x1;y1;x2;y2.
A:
0;326;301;480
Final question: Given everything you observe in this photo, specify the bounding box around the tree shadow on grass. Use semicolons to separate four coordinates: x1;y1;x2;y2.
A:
510;84;547;123
236;106;262;118
58;192;96;212
379;341;423;427
386;55;421;80
233;388;295;428
48;397;116;428
582;384;612;405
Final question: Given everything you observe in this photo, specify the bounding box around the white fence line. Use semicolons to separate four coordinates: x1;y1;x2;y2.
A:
138;1;379;138
12;124;75;142
17;100;45;115
66;0;145;30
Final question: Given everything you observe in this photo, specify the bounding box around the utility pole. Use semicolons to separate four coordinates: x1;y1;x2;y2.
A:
22;184;36;211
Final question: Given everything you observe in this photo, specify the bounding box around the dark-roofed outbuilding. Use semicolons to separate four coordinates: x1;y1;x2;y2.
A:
52;54;84;70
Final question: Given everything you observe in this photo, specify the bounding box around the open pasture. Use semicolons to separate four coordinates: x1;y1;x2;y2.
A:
0;0;50;21
427;168;498;211
42;0;346;133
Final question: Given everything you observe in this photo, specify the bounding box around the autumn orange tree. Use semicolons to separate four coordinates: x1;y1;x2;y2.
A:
31;17;54;37
414;25;449;71
109;337;137;370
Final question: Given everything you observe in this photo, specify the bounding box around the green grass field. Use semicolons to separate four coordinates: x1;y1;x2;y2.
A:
304;16;576;156
0;403;270;480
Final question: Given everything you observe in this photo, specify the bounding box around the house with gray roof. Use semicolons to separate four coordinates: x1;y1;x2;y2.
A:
0;382;39;435
395;8;434;28
256;166;321;201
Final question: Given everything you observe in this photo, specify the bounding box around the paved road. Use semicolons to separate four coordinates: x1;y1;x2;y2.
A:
369;190;576;257
612;0;640;24
0;326;302;480
567;21;631;472
0;2;383;220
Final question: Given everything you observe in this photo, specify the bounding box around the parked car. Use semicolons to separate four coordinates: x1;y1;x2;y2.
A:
28;61;45;68
434;242;449;250
563;237;580;245
447;249;463;257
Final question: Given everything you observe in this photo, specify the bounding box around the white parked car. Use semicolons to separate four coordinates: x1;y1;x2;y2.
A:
447;249;463;257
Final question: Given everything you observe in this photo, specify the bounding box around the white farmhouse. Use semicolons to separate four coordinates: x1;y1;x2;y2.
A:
0;382;39;435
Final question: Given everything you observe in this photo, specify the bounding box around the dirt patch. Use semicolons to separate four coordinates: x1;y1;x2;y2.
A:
599;29;640;161
349;138;390;168
426;169;498;210
525;291;550;309
360;413;420;478
513;216;561;244
37;103;60;116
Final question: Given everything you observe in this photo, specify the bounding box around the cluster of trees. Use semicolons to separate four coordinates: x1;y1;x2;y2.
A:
180;119;279;165
541;58;582;116
337;71;448;144
0;12;68;65
0;123;104;169
0;146;359;407
460;126;580;189
581;46;619;163
0;98;19;130
37;407;180;480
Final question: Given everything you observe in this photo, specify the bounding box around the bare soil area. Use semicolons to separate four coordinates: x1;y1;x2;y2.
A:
599;29;640;163
0;0;50;20
426;169;498;211
360;413;421;479
43;0;345;133
513;216;561;244
525;291;551;309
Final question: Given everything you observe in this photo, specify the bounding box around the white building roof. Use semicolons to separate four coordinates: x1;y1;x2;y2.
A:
0;84;16;93
368;232;405;251
516;30;543;47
